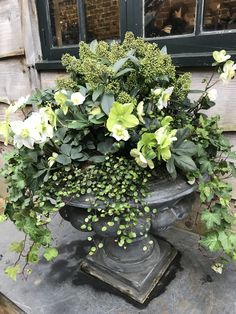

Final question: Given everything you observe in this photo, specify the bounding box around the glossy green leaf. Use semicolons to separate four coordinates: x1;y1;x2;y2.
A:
174;155;197;172
101;94;115;115
56;154;71;165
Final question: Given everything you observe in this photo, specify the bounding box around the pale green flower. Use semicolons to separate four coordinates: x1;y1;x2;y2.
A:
54;90;68;114
43;106;57;128
137;101;145;123
89;106;102;116
155;126;177;161
111;124;130;141
130;148;154;169
220;60;236;83
107;102;139;132
213;50;231;63
71;92;85;105
157;87;174;110
48;153;59;168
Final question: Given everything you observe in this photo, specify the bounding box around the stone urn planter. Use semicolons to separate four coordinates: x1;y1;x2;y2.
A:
60;176;196;304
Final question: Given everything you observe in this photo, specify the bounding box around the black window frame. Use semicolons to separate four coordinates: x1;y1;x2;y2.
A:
36;0;236;69
36;0;87;61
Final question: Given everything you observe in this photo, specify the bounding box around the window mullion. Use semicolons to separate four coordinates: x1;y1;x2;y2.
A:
77;0;87;42
195;0;204;35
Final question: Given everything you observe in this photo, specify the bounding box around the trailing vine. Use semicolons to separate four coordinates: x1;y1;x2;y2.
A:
0;34;236;279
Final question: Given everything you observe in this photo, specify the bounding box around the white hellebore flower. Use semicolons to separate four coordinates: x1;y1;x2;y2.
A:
10;108;54;149
207;89;218;101
137;101;145;123
111;124;130;141
157;87;174;110
10;120;41;149
71;92;85;105
213;50;231;63
28;109;54;143
220;60;236;84
9;95;30;113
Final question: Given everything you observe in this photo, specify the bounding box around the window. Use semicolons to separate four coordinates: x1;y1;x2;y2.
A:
36;0;122;62
145;0;196;37
142;0;236;65
36;0;236;67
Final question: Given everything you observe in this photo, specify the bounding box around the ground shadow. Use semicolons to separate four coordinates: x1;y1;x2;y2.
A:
44;235;183;309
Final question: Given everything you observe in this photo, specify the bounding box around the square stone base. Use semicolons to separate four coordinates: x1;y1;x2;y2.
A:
80;239;177;304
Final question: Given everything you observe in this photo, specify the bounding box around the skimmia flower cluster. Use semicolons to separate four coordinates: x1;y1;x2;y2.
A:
0;33;236;280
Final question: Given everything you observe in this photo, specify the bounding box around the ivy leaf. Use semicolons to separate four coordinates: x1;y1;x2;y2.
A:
43;248;58;261
27;244;40;264
9;241;24;253
56;154;71;165
229;162;236;178
5;264;21;281
101;94;115;115
173;155;197;172
218;231;231;254
200;233;221;252
0;214;7;223
229;233;236;248
201;210;221;229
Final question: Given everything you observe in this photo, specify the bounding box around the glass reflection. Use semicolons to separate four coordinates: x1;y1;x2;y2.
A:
145;0;196;37
203;0;236;31
49;0;80;47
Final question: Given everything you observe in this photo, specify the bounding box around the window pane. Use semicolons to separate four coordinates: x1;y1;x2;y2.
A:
145;0;196;38
203;0;236;32
85;0;120;41
49;0;80;46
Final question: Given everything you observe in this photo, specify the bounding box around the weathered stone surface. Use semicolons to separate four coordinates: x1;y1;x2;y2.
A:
0;218;236;313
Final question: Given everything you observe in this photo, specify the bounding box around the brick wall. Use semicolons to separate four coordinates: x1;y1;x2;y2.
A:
85;0;120;41
49;0;120;46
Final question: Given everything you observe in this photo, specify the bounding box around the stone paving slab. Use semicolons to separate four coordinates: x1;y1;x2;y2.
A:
0;217;236;314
